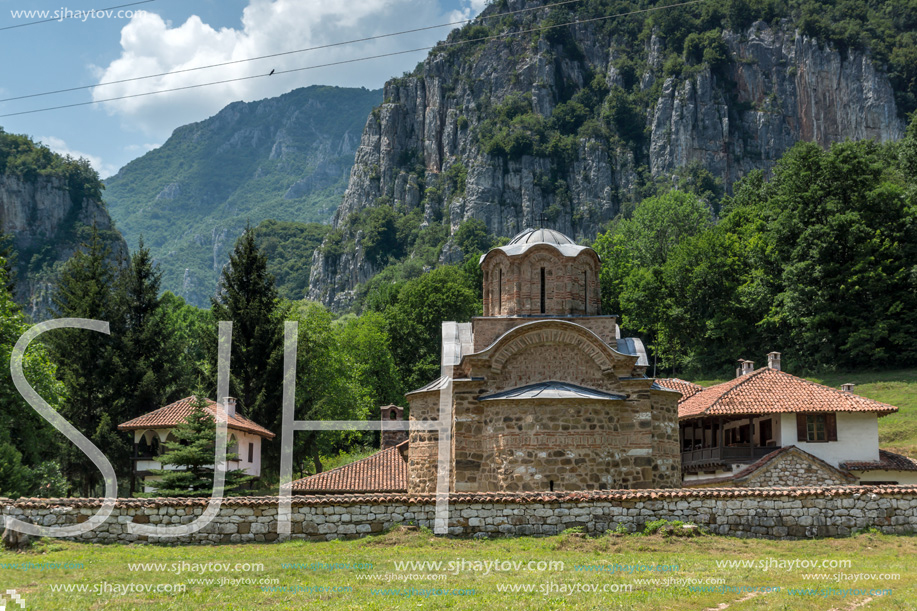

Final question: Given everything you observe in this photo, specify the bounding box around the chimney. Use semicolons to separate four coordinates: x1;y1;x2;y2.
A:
225;397;236;418
841;383;856;394
767;352;781;371
380;404;407;450
737;359;754;377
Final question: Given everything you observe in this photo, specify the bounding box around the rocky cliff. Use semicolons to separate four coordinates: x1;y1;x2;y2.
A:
104;85;381;306
308;1;905;310
0;172;127;319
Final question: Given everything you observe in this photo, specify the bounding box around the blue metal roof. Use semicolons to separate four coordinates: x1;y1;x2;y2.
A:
477;381;626;401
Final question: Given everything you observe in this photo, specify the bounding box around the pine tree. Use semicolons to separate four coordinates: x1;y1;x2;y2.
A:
146;395;251;497
210;226;285;465
111;237;181;489
48;226;119;496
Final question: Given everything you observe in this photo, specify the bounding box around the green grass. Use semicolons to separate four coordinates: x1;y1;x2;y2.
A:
1;529;914;610
690;368;917;458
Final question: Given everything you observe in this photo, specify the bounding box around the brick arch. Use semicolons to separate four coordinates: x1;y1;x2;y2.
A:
483;320;631;376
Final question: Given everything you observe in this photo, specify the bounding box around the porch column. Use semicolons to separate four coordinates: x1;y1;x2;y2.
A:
748;416;754;457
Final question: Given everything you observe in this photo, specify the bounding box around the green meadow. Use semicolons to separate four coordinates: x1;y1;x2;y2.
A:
1;527;914;610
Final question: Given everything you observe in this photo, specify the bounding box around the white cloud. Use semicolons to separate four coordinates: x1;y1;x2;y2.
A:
91;0;490;138
39;136;119;179
125;142;162;154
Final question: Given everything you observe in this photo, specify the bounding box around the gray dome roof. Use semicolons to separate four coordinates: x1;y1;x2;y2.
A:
507;228;575;246
480;227;596;263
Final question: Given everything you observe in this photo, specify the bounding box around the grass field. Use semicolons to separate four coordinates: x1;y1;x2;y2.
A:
1;527;915;610
691;368;917;458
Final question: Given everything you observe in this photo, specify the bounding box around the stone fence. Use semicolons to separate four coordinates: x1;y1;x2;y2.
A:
3;486;916;545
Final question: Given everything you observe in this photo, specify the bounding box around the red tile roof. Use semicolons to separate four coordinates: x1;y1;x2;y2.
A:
288;441;408;494
679;368;898;421
118;396;275;439
655;378;705;401
843;450;917;472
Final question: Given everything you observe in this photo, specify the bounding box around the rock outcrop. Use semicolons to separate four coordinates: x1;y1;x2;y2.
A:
308;5;904;309
0;173;127;320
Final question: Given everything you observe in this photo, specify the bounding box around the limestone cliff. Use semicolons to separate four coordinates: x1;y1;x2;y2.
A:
308;3;904;310
0;172;127;319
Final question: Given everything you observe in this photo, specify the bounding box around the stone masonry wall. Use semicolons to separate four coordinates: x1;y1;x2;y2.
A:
743;452;853;488
452;396;678;492
4;487;916;544
407;393;440;494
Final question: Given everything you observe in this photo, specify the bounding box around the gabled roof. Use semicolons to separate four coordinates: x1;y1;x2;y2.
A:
288;441;408;494
117;396;275;439
477;381;626;401
843;450;917;472
655;378;705;401
678;368;898;421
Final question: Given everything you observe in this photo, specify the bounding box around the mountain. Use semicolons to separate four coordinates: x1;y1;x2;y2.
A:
0;129;127;320
104;85;382;306
307;0;914;310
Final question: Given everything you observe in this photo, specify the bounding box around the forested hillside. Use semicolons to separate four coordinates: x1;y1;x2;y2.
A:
104;86;381;306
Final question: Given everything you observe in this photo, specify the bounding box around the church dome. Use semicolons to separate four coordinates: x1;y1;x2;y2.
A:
507;228;575;246
479;226;601;317
481;227;595;261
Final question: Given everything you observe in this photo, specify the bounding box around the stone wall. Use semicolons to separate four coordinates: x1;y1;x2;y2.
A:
452;395;679;492
406;393;440;494
742;450;856;488
4;487;917;544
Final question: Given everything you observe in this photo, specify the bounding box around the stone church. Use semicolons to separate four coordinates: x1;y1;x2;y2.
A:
406;228;680;493
292;228;681;495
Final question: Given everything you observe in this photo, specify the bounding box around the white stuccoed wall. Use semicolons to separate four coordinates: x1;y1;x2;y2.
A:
778;412;879;466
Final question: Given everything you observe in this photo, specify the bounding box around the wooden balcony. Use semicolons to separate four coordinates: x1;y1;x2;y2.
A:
681;445;776;468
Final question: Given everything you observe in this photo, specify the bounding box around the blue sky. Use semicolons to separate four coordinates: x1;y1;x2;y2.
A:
0;0;485;177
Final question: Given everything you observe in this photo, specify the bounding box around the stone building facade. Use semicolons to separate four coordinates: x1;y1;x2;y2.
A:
405;228;680;493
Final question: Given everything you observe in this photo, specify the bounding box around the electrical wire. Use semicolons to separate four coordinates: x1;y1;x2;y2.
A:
0;0;589;103
0;0;708;118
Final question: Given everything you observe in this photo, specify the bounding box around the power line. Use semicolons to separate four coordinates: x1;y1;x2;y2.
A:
0;0;707;119
0;0;588;103
0;0;157;32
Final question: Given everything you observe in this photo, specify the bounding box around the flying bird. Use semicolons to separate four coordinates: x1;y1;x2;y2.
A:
269;69;275;76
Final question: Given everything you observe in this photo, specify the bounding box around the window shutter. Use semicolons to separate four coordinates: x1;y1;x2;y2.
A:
796;413;807;442
826;413;837;441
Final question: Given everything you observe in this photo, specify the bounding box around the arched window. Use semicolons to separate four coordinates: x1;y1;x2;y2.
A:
389;409;398;420
138;430;161;458
540;267;546;314
497;268;502;315
583;270;588;315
